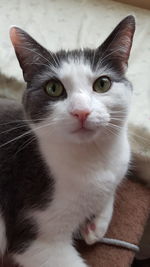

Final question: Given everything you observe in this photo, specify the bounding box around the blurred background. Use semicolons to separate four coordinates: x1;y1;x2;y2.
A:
0;0;149;265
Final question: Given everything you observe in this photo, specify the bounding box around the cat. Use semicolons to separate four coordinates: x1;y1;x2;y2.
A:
0;15;135;267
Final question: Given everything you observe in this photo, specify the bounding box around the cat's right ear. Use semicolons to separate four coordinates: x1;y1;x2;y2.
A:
10;27;51;82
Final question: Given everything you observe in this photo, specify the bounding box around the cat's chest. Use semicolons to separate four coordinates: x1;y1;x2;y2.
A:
42;143;116;214
36;167;113;239
51;161;114;218
35;145;117;238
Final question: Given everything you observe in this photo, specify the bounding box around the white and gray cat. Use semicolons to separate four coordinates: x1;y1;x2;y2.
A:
0;16;135;267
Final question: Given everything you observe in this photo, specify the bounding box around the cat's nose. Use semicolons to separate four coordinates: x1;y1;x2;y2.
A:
71;110;90;122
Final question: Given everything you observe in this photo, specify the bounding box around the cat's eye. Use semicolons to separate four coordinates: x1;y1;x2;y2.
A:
93;76;111;93
45;80;65;98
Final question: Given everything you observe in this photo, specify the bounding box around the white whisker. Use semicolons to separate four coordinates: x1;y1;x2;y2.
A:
108;123;123;129
14;136;36;156
111;117;125;122
0;129;34;149
92;47;98;70
48;50;60;67
106;127;120;138
17;45;60;68
0;118;42;127
100;47;123;65
0;121;57;149
99;28;123;65
0;125;29;136
17;45;50;64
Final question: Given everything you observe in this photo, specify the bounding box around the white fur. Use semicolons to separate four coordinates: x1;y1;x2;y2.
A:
81;195;114;245
14;240;88;267
0;214;7;255
14;60;132;267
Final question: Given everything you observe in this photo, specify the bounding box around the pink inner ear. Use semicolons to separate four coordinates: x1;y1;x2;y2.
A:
10;27;20;46
122;26;134;58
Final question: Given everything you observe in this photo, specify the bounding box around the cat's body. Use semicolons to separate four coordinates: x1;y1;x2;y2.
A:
0;98;130;266
0;16;135;267
0;99;53;253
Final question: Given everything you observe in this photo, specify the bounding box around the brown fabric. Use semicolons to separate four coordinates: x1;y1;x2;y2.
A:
77;178;150;267
1;178;150;267
0;257;19;267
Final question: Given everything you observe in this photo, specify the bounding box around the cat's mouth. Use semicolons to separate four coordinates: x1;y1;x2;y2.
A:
71;126;94;134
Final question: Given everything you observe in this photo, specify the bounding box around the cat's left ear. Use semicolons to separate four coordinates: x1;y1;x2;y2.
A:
10;27;52;82
97;15;135;73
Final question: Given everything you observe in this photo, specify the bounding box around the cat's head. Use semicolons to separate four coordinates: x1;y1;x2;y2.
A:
10;16;135;144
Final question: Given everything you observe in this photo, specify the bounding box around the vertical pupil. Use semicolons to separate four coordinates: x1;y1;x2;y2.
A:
100;79;105;87
52;84;56;92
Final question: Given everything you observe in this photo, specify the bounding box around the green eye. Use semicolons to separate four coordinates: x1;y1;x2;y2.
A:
93;76;111;93
45;80;65;98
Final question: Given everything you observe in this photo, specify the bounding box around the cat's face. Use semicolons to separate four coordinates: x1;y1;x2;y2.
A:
25;58;132;144
10;15;135;144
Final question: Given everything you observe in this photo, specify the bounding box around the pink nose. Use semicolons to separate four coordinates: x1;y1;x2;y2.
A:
71;110;90;122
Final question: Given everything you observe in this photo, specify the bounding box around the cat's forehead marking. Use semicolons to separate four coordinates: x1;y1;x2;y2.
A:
55;59;115;92
53;59;95;93
57;59;94;80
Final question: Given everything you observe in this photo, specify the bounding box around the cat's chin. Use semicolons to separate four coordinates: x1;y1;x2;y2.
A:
67;128;99;144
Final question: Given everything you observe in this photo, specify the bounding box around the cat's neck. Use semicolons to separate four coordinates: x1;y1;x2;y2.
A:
36;125;127;171
33;124;129;193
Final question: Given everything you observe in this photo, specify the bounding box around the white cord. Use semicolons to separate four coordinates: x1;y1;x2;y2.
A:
100;237;140;253
75;233;140;253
